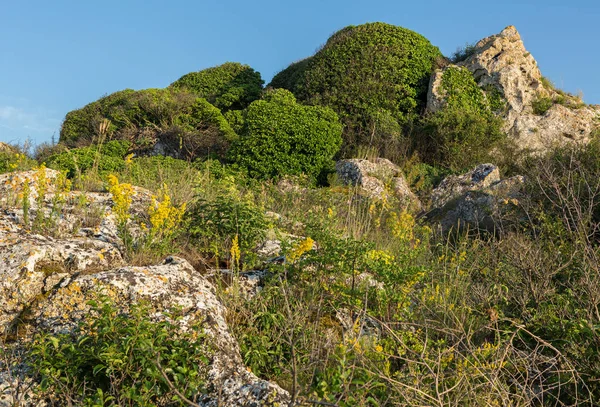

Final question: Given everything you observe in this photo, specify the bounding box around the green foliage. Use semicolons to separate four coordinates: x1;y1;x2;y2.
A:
0;151;37;174
532;94;554;115
169;62;264;111
417;67;506;172
269;23;442;154
223;109;245;134
228;89;342;180
59;89;235;160
28;297;210;406
46;140;131;178
188;188;268;262
268;58;310;91
450;42;477;63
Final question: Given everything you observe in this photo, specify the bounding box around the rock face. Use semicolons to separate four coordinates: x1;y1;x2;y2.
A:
429;164;525;232
0;170;289;406
427;26;600;152
336;158;422;210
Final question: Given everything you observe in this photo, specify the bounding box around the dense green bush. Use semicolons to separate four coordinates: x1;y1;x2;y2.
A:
29;297;210;406
170;62;264;111
59;88;236;160
418;66;506;172
46;140;131;178
269;23;442;154
228;89;342;180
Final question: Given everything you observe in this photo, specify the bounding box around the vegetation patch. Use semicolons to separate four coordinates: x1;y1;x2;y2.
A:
169;62;264;111
269;22;442;155
28;297;210;406
228;89;342;180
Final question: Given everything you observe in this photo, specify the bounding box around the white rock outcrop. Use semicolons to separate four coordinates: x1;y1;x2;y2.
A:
429;164;525;232
427;26;600;152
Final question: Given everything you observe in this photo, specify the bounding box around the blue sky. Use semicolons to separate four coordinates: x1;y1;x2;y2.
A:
1;0;598;146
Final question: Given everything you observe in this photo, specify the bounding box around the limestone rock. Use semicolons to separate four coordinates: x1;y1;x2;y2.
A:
336;158;422;210
429;164;525;232
28;257;289;406
430;163;500;208
427;26;600;152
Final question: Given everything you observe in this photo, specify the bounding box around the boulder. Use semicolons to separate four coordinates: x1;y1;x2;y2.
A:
30;257;289;406
429;164;525;232
430;163;500;209
336;158;422;210
427;26;600;152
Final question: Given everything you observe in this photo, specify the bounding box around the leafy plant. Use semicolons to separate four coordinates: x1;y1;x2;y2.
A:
532;95;554;115
28;297;210;406
228;89;342;180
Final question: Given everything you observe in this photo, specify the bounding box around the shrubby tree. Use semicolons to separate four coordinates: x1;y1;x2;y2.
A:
417;66;506;172
169;62;264;111
59;88;236;160
270;23;442;155
228;89;342;180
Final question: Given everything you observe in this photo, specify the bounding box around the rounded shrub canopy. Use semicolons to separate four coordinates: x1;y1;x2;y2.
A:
228;89;342;180
169;62;264;111
269;23;442;154
59;88;236;160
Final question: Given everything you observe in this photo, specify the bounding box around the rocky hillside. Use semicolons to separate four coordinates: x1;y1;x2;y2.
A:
2;22;600;406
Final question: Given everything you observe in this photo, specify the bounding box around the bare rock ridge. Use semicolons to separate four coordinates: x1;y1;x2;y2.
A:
427;25;600;152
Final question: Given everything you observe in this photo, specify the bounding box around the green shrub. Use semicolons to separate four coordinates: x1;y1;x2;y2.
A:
46;140;131;178
169;62;264;111
28;297;210;406
532;95;554;115
269;22;442;154
0;150;37;174
451;42;477;63
188;192;268;262
59;89;236;160
228;89;342;180
419;107;505;172
417;66;506;172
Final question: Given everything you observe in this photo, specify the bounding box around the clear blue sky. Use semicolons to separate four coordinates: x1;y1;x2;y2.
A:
1;0;598;146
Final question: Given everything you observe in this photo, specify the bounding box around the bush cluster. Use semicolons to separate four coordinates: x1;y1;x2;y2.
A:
270;22;442;155
417;66;506;172
46;140;131;178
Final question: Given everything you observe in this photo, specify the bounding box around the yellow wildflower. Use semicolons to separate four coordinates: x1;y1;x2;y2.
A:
288;237;314;263
107;174;133;225
230;234;241;266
